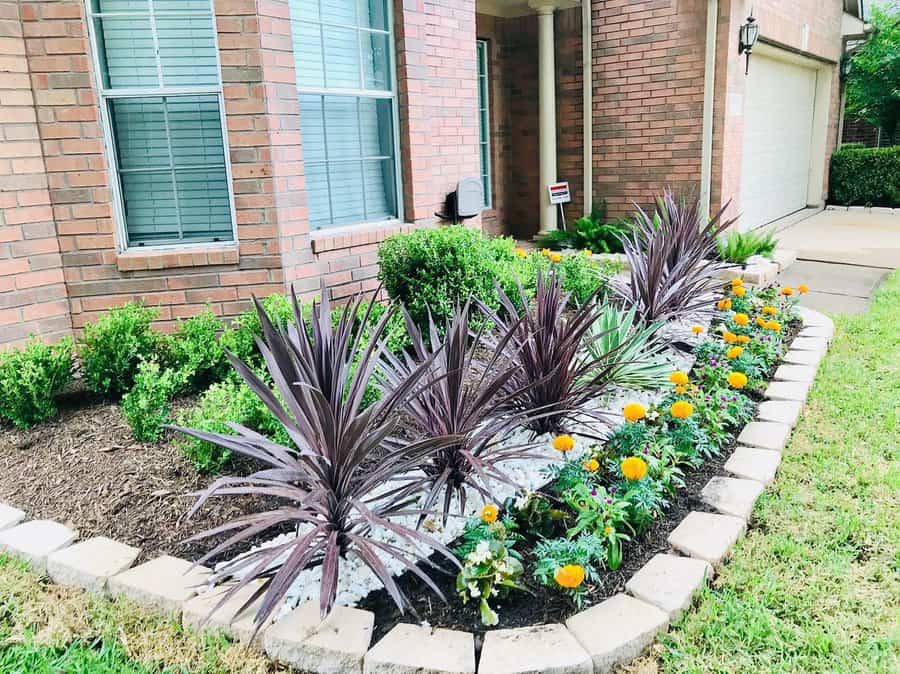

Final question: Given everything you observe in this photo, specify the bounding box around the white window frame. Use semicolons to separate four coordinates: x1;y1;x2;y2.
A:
477;39;492;209
291;0;404;231
84;0;238;252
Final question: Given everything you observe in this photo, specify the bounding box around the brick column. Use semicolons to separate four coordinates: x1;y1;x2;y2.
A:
393;0;481;226
0;0;72;347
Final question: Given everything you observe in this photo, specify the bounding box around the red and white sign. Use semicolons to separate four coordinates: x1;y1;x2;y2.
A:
548;181;571;205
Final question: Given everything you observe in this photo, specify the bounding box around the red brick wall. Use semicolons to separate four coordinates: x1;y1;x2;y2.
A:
556;7;584;223
0;0;72;348
591;0;707;219
394;0;481;227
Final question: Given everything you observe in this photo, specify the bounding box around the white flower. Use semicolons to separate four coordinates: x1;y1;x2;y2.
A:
468;582;480;597
468;540;492;564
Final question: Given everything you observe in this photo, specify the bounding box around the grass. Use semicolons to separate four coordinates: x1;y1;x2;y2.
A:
652;270;900;673
0;554;284;674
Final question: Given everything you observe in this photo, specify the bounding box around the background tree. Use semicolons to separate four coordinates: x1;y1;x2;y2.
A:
845;5;900;143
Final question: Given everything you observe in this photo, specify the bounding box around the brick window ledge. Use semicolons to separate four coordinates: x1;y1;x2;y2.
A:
116;244;239;272
310;221;421;254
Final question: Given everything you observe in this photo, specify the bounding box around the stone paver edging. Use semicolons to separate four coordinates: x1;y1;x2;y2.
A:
0;306;833;674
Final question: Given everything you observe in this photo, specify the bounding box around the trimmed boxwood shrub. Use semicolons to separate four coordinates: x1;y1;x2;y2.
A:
829;145;900;207
0;337;74;429
79;302;163;398
378;226;519;329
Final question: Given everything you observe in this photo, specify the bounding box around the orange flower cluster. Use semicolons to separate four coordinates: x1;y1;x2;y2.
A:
670;400;694;419
621;456;649;480
555;564;585;588
481;504;498;523
727;371;748;388
623;402;646;423
716;298;732;311
553;435;575;452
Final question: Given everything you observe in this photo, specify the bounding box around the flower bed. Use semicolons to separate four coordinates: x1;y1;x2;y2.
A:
0;190;825;674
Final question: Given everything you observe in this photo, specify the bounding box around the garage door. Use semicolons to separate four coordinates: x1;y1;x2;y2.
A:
740;54;817;230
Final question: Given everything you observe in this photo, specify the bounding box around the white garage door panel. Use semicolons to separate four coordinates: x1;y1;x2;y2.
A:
740;55;817;230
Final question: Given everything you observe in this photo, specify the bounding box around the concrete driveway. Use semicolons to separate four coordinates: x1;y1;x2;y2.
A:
770;208;898;315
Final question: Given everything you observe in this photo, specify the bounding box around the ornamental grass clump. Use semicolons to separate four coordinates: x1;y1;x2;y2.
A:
173;283;462;625
613;189;736;322
375;301;539;524
481;271;622;435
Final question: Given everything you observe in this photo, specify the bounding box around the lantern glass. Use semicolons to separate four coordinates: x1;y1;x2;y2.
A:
746;21;760;48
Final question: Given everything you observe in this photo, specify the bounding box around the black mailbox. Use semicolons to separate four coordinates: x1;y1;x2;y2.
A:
436;177;484;224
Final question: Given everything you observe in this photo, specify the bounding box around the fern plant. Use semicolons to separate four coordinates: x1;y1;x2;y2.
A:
716;229;778;264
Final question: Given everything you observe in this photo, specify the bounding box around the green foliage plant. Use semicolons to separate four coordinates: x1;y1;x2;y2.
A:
716;228;778;264
120;359;182;442
829;145;900;207
0;337;73;428
79;302;162;398
168;309;228;392
532;534;605;605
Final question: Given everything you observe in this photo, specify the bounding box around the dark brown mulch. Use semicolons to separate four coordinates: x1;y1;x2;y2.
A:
0;386;267;565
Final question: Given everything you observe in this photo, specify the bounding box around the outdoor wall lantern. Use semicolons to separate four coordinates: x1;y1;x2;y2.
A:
738;13;760;75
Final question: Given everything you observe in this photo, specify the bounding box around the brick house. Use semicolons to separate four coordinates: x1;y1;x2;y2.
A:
0;0;864;347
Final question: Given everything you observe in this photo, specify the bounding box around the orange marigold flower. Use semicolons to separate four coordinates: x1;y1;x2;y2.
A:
540;248;551;257
582;458;600;472
737;335;750;344
670;400;694;419
669;371;689;385
583;249;593;257
780;286;794;296
731;277;744;287
798;284;809;294
727;371;748;389
733;312;750;326
514;247;527;258
765;320;781;332
555;564;586;589
762;306;777;316
674;385;686;394
623;402;646;423
691;325;704;335
604;525;613;536
549;252;562;263
552;434;575;452
732;286;746;297
727;346;744;359
722;331;738;344
716;298;732;311
756;316;767;327
481;504;499;523
621;456;649;481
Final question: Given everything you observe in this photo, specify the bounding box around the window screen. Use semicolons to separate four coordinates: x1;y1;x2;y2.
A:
477;40;492;209
87;0;234;247
289;0;400;230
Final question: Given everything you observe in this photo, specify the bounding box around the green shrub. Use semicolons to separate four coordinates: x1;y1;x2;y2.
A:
175;378;290;473
219;294;296;367
120;359;181;442
829;145;900;206
0;337;73;428
168;309;227;392
506;251;613;307
716;229;778;265
378;226;518;328
79;303;162;398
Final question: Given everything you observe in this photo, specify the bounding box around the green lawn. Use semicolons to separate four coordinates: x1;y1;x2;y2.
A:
0;554;281;674
658;270;900;673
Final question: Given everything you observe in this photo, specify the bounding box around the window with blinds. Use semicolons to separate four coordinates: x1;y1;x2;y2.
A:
289;0;400;230
87;0;235;247
477;40;492;209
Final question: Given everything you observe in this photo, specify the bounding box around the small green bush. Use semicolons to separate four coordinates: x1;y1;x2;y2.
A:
168;309;228;392
378;226;518;328
0;337;73;428
829;145;900;207
175;378;291;473
79;303;162;398
219;294;297;367
716;229;778;265
120;359;181;442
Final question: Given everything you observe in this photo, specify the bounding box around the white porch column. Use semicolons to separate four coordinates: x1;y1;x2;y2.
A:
531;1;558;235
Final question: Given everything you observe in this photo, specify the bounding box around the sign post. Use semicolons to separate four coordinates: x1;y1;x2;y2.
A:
547;181;571;231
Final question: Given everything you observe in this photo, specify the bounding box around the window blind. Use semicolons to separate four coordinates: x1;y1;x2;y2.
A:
289;0;399;230
88;0;234;247
477;40;492;209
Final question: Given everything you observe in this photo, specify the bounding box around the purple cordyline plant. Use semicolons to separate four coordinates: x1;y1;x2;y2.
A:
170;282;463;629
612;189;737;323
479;270;628;436
375;301;542;525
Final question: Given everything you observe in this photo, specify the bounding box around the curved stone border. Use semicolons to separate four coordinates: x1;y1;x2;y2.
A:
0;306;834;674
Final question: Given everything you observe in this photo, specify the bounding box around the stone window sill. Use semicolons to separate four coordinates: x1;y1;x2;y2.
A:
310;221;419;254
116;245;239;272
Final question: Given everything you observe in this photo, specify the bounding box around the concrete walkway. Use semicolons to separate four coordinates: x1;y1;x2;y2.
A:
771;208;898;315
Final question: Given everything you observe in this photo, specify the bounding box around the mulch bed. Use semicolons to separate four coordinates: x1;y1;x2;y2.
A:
0;386;267;565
